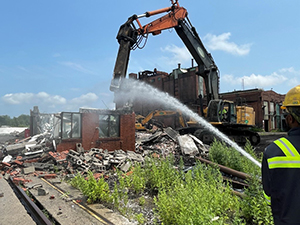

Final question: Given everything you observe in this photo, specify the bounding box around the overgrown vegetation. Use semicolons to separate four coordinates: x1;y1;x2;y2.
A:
209;140;261;175
70;140;273;224
209;140;273;224
0;114;30;127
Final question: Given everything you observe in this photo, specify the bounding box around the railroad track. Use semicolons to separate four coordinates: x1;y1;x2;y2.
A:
8;177;54;225
7;176;121;225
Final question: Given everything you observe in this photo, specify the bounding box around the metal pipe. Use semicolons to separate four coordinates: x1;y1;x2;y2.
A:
196;156;251;180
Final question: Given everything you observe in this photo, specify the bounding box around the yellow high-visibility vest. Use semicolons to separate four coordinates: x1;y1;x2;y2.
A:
267;138;300;169
264;138;300;205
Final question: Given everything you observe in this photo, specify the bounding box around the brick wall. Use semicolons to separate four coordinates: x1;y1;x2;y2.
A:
220;89;285;130
56;111;136;152
56;139;81;152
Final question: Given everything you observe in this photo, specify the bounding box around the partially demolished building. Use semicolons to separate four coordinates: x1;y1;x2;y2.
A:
30;106;136;152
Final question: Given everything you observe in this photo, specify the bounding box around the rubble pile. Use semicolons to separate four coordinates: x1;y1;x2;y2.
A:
51;148;145;174
0;128;209;183
0;128;242;225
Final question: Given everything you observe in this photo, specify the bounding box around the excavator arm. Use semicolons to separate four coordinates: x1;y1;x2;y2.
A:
174;20;219;103
111;1;260;146
110;16;138;91
110;1;187;91
110;0;219;104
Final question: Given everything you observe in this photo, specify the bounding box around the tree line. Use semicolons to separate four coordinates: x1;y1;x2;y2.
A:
0;115;30;127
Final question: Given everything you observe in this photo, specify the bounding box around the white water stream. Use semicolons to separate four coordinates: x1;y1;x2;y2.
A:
119;79;261;168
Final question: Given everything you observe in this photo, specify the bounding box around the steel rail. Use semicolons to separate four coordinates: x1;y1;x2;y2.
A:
40;178;114;225
8;177;53;225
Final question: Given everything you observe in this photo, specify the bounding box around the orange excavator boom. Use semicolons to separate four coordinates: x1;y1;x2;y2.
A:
135;5;187;36
110;1;188;91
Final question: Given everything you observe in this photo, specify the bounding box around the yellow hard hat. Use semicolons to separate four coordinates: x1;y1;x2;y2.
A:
281;85;300;110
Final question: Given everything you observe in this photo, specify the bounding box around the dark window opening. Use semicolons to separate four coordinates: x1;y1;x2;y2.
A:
61;112;81;139
99;114;120;138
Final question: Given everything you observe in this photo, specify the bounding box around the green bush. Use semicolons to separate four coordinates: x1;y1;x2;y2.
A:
70;140;273;224
154;163;243;224
241;177;273;225
70;171;111;204
209;140;261;175
208;140;273;224
126;164;146;194
150;156;181;190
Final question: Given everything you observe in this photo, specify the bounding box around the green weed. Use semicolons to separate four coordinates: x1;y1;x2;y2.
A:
135;213;146;225
70;140;273;224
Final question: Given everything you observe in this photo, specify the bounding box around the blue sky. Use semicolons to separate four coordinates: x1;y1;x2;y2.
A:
1;0;299;117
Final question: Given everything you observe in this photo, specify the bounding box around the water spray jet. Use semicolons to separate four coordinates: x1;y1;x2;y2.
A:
117;79;261;168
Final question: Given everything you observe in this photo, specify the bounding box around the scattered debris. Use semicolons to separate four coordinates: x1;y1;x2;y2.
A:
177;134;199;156
0;127;212;225
38;187;49;196
0;127;210;184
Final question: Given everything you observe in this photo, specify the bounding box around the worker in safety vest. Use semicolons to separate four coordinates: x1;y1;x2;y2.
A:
262;84;300;225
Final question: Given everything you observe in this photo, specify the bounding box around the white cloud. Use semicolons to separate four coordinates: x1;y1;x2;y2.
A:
156;32;251;70
70;93;98;105
275;67;300;90
220;67;300;94
279;67;300;76
1;92;102;113
221;74;235;84
2;92;66;105
241;73;287;87
287;77;300;87
2;93;34;104
160;44;191;66
221;72;288;90
59;61;95;74
204;32;251;56
279;67;295;73
59;93;100;111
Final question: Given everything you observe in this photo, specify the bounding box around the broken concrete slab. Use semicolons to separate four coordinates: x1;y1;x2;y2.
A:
2;155;12;163
5;143;27;155
4;173;10;180
140;131;163;144
24;149;44;156
91;163;106;172
23;166;35;175
120;161;131;173
189;134;209;156
177;134;199;156
38;187;49;196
